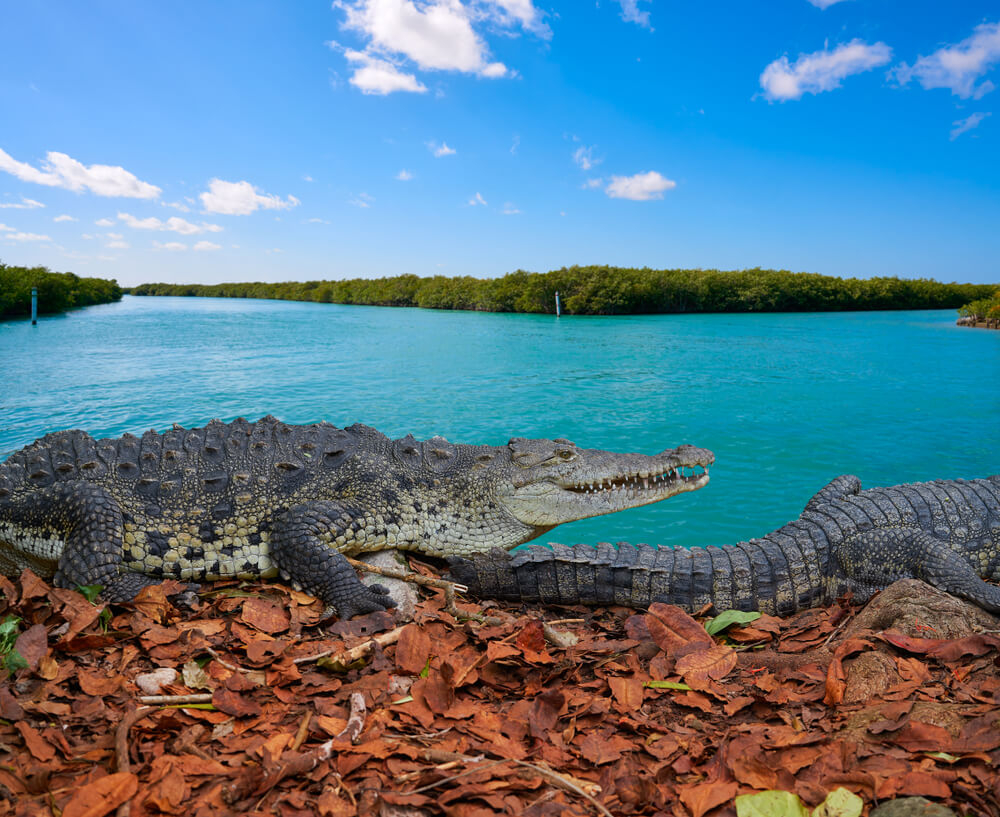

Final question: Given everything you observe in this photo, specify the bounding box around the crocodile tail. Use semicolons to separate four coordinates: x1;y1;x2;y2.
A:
448;537;832;616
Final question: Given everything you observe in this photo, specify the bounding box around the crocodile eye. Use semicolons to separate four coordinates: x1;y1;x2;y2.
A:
556;448;575;460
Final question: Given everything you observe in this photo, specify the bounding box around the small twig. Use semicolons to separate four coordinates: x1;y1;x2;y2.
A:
115;706;153;817
137;693;213;705
290;710;312;752
403;759;510;794
545;618;585;625
400;745;609;817
345;557;467;594
334;692;367;744
224;700;367;807
292;626;403;666
205;646;256;675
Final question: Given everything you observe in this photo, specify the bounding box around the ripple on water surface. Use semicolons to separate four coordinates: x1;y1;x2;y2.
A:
1;296;997;547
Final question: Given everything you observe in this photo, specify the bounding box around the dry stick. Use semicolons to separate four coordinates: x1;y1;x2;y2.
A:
225;693;369;806
345;556;467;595
137;693;213;705
292;625;403;666
205;645;258;675
335;692;367;744
345;555;468;616
115;706;154;817
402;750;610;817
290;710;312;752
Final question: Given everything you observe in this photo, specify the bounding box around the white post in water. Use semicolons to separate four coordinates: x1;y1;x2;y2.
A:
555;290;561;317
31;287;37;325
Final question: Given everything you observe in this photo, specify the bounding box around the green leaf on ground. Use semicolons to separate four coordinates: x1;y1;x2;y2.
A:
76;584;103;603
812;788;863;817
644;680;692;690
706;609;761;635
736;791;809;817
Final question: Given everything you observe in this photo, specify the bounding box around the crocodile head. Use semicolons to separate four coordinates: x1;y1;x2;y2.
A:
498;437;713;530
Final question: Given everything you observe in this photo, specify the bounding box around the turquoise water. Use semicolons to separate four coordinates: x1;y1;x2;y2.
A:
1;296;997;548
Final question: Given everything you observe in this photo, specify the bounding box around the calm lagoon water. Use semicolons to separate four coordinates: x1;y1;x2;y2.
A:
1;295;997;548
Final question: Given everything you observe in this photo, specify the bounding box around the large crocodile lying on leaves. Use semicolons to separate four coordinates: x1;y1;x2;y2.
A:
0;417;712;619
449;474;1000;616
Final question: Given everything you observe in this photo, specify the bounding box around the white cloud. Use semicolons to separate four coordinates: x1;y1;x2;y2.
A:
344;48;428;94
193;240;221;251
200;179;300;215
616;0;651;29
950;111;991;140
468;192;487;206
118;211;223;235
337;0;508;79
502;202;520;215
1;231;51;242
396;169;414;180
307;217;332;224
483;0;550;38
582;177;604;189
106;240;129;249
572;145;600;171
807;0;851;7
0;223;13;231
303;175;315;182
605;171;676;201
0;197;44;209
894;22;1000;99
95;218;115;227
510;133;520;154
106;232;124;240
760;39;892;101
0;148;160;198
152;241;187;251
162;200;191;212
350;192;375;208
428;140;456;157
53;214;77;222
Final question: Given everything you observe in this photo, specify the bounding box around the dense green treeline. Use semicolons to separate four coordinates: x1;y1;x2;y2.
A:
129;266;997;315
0;263;123;320
958;290;1000;322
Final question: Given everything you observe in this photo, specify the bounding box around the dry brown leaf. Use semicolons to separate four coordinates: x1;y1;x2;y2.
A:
678;779;738;817
16;722;56;761
62;772;138;817
395;622;431;675
240;597;291;634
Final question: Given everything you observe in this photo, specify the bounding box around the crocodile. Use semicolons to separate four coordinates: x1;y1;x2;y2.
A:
0;416;713;619
448;474;1000;616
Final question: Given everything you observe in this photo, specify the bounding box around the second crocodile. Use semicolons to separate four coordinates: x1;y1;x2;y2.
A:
449;474;1000;615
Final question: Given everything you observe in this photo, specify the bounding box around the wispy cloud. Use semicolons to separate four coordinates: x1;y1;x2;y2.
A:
350;192;375;208
616;0;651;29
307;217;332;224
806;0;851;8
193;240;221;251
95;218;115;227
502;202;520;215
1;230;52;242
950;111;991;140
572;145;600;171
200;179;300;215
605;171;676;201
118;212;223;235
427;140;456;157
894;22;1000;99
344;48;427;95
152;241;187;251
396;169;414;180
0;197;44;209
760;39;892;101
53;214;77;222
468;192;487;206
0;148;161;198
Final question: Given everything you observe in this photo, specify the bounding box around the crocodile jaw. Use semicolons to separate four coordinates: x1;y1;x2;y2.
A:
499;444;713;529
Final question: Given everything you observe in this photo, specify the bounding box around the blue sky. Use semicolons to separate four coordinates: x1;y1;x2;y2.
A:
1;0;998;286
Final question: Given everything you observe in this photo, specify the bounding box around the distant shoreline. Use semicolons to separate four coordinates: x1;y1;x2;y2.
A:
127;266;998;316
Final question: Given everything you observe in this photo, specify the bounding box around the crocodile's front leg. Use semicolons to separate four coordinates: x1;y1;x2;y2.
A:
270;501;396;619
8;481;165;601
838;527;1000;613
